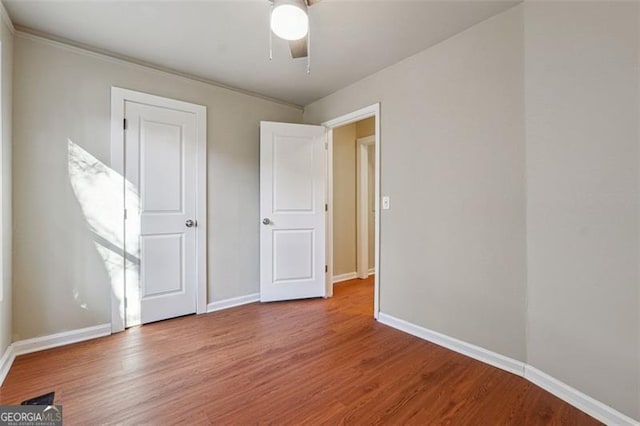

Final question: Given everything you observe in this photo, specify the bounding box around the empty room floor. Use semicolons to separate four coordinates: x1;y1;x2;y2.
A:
0;277;599;424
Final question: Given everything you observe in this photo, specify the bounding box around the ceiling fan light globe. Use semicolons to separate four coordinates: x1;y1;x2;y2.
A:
270;4;309;41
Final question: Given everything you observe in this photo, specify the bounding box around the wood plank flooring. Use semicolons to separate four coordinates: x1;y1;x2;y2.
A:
0;277;600;425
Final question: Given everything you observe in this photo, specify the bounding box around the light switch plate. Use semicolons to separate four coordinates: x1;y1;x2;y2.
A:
382;196;390;210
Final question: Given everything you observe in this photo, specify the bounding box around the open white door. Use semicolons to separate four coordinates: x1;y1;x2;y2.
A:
260;121;327;302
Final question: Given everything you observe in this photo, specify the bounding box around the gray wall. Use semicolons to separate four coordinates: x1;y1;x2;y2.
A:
12;34;302;341
305;3;640;420
306;6;528;362
0;18;13;358
524;2;639;419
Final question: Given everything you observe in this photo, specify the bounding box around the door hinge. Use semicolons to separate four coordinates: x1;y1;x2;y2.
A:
325;142;328;150
325;203;328;212
123;118;128;130
325;265;328;273
124;209;127;220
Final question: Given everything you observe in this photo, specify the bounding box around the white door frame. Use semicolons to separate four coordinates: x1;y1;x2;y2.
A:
110;87;207;333
322;103;381;319
356;135;375;279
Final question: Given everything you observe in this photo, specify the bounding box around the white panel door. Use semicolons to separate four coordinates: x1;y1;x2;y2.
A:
260;122;327;302
125;101;197;325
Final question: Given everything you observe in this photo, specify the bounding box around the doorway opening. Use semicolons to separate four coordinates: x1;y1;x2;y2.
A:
323;104;380;319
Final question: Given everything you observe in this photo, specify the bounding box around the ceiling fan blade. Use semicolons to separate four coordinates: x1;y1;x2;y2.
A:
289;36;308;59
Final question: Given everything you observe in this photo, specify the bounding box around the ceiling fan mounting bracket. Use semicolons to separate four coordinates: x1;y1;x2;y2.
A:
267;0;315;6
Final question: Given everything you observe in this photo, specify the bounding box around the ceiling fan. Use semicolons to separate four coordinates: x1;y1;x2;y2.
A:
269;0;321;71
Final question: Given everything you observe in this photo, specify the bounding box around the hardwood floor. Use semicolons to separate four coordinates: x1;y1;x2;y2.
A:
1;277;600;425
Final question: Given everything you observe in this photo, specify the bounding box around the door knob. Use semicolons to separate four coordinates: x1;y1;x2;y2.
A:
262;218;271;225
185;219;196;228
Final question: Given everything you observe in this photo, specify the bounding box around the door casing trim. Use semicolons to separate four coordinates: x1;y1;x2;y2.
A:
356;135;375;279
110;87;207;333
322;103;381;319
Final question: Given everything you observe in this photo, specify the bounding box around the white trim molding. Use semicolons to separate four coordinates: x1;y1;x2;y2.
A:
378;313;525;376
356;136;375;280
378;312;639;426
323;104;380;129
110;87;208;333
14;30;301;110
368;268;375;276
333;272;358;284
323;103;381;319
0;345;15;386
207;293;260;313
0;324;111;386
0;2;15;34
12;324;111;356
524;366;639;426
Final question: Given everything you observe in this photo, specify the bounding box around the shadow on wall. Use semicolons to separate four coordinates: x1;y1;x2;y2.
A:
67;140;139;327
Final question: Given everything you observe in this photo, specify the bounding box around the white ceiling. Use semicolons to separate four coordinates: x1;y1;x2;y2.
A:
5;0;518;106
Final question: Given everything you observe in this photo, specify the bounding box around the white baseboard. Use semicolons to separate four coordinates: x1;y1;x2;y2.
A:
0;323;111;386
0;345;15;386
378;312;525;376
334;270;375;284
0;308;634;425
12;323;112;356
378;312;639;425
333;272;357;284
524;366;639;426
207;293;260;313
